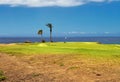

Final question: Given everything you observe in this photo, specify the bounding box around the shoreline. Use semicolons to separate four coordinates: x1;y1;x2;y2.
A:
0;37;120;44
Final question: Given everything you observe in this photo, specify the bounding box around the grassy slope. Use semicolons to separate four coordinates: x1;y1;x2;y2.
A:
0;42;120;81
0;42;120;58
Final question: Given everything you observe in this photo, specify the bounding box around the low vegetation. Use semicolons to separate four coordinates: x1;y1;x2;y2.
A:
0;42;120;81
0;70;6;81
0;42;120;58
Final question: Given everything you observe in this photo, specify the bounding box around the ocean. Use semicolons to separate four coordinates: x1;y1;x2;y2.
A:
0;37;120;44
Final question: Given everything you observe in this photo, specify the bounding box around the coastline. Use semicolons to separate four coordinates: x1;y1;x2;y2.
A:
0;37;120;44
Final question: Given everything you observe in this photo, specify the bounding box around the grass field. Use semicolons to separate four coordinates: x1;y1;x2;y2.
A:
0;42;120;82
0;42;120;56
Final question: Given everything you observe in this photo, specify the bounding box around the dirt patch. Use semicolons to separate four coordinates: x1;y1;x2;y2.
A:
0;53;120;82
0;44;16;46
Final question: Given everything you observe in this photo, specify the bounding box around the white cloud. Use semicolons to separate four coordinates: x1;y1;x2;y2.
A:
0;0;119;7
64;31;115;35
66;31;90;34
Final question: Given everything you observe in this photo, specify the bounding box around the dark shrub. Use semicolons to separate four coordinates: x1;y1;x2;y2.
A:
24;41;32;43
41;40;46;43
96;42;102;44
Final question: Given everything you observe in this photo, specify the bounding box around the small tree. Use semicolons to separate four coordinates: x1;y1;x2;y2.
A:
38;29;43;42
46;23;53;42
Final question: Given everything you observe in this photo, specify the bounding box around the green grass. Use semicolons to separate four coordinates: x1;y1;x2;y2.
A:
0;70;6;81
0;42;120;59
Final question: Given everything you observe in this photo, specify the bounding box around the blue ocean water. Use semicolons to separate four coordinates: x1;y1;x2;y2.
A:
0;37;120;44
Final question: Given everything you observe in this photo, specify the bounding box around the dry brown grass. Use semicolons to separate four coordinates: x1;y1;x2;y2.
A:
0;53;120;82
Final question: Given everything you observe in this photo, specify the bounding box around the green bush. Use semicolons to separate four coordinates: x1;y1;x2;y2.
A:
0;70;6;81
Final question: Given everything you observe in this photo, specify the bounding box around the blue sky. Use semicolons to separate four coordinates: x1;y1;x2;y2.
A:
0;0;120;37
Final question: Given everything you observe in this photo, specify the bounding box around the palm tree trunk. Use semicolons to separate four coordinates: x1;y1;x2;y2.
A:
50;31;52;42
41;34;43;42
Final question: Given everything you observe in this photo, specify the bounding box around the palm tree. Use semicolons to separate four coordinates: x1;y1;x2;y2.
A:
46;23;53;42
38;29;43;42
